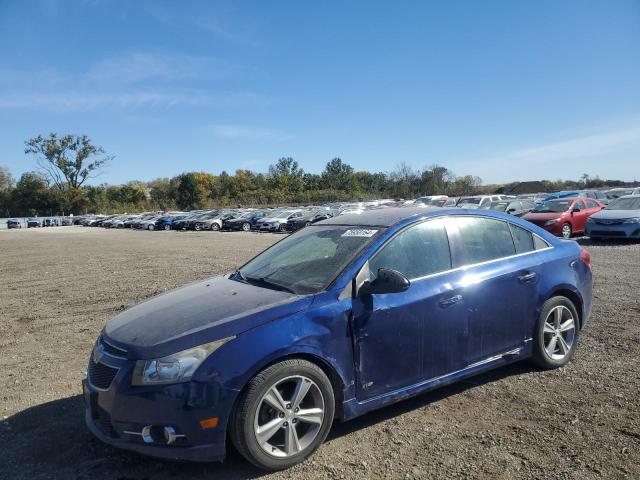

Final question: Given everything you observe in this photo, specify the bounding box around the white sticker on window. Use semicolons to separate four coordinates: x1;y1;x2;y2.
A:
342;229;378;237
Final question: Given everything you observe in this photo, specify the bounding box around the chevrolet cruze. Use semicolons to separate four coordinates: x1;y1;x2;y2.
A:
84;207;593;470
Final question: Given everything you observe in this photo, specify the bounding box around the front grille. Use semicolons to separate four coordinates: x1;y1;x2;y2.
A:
591;230;627;237
89;359;118;389
99;336;127;358
595;219;624;225
591;230;626;237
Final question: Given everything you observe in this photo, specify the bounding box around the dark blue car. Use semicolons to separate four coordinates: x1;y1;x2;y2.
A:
84;207;592;470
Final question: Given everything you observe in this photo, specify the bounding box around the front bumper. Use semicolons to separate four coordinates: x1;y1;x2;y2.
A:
586;222;640;239
82;356;237;462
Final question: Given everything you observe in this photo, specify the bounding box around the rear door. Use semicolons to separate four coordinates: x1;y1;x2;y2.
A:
445;216;540;363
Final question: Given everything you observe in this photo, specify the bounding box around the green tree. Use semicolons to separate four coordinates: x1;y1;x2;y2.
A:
268;157;304;197
321;158;355;191
10;171;53;216
25;133;111;211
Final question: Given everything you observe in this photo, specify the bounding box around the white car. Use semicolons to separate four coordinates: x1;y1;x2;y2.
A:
457;195;506;209
259;210;305;232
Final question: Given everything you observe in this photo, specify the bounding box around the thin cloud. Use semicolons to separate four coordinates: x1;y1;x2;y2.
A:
207;124;291;141
510;126;640;162
0;90;269;110
85;52;239;85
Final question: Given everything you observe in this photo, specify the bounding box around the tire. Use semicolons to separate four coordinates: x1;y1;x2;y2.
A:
164;224;170;231
194;224;201;231
305;222;311;227
230;359;335;471
148;224;155;231
278;223;287;232
561;223;572;239
211;223;220;231
242;222;251;232
531;296;580;369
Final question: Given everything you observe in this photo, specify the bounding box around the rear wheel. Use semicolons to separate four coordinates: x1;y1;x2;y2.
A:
211;223;220;231
242;222;251;231
164;224;170;231
194;224;201;231
148;224;155;231
531;296;579;369
230;359;335;471
561;223;572;239
279;223;287;232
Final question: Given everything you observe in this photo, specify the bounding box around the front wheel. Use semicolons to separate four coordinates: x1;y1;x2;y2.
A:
211;223;220;231
278;223;287;232
164;224;170;231
230;359;335;471
242;222;251;232
531;296;579;369
561;222;572;239
147;224;155;231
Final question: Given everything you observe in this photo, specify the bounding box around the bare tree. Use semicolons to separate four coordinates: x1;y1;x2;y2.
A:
25;133;112;192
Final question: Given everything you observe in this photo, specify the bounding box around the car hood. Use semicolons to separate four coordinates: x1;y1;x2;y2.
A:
523;212;564;222
591;209;640;220
104;275;312;359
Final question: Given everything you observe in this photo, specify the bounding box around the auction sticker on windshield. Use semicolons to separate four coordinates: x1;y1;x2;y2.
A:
342;229;378;237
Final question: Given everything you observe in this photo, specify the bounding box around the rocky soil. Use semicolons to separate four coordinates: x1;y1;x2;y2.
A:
0;227;638;479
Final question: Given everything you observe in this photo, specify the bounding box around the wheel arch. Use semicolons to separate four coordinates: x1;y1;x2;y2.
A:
546;286;584;329
230;349;348;424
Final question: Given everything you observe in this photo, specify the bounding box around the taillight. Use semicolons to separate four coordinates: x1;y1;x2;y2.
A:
580;248;592;270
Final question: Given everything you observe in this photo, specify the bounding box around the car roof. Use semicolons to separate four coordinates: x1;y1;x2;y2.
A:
319;206;444;227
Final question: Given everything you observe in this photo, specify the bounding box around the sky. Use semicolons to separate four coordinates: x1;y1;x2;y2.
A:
1;0;639;185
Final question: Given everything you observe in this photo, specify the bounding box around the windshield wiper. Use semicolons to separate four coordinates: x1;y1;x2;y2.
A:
230;269;247;283
244;275;297;294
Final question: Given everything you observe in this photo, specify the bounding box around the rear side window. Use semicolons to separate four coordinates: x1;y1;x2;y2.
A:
448;217;515;267
586;200;598;209
369;219;452;280
534;235;550;250
510;224;534;253
575;200;586;210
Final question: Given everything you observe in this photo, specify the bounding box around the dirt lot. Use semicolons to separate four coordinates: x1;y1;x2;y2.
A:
1;227;639;479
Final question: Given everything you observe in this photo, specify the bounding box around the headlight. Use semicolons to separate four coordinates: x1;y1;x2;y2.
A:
131;337;235;386
623;217;640;224
544;219;559;226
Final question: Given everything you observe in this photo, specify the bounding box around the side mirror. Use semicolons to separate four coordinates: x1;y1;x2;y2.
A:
359;268;410;296
572;207;581;213
507;208;516;213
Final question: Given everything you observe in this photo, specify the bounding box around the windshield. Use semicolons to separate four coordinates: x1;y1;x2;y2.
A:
533;200;572;213
237;226;381;294
486;202;509;211
606;197;640;210
458;197;481;205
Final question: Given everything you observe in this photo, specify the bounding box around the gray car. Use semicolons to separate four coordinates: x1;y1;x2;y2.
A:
586;195;640;240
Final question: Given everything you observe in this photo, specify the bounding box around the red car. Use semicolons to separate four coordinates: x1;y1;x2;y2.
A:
523;197;604;238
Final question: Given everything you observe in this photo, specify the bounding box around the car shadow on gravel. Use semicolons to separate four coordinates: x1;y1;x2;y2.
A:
1;362;534;480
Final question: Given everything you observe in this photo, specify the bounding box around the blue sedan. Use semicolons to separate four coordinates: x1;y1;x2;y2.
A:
84;207;593;470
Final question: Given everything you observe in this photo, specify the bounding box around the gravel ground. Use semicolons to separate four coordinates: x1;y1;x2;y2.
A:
0;227;639;479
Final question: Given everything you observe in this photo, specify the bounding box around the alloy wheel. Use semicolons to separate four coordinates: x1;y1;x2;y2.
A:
253;375;325;458
242;223;251;231
561;223;572;239
543;305;576;360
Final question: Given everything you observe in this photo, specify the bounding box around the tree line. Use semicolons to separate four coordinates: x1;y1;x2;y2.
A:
0;133;637;217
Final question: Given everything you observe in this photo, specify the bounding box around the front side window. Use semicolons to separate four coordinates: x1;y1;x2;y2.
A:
586;200;598;209
448;217;515;267
574;200;586;210
369;219;451;280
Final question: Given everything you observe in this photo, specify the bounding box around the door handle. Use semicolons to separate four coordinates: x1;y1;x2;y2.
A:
518;272;537;283
438;294;462;308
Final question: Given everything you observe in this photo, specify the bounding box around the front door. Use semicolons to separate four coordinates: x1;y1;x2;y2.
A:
351;218;463;400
